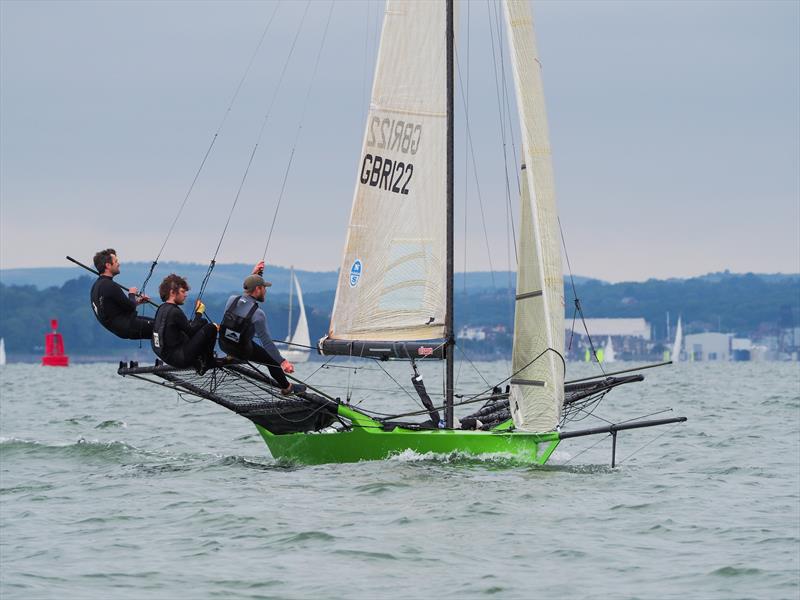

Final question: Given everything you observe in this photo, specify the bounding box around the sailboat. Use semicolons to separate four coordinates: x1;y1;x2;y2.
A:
281;268;310;363
119;0;685;465
672;317;683;361
604;336;616;363
0;338;6;366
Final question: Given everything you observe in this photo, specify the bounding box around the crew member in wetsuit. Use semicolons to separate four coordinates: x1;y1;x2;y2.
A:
219;265;305;395
151;274;217;374
90;248;154;339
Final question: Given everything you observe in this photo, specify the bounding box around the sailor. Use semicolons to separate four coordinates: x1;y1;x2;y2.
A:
151;274;217;374
219;264;305;395
90;248;154;339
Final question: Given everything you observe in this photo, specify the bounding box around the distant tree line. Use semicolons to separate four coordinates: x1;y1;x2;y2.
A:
0;276;331;359
0;273;796;359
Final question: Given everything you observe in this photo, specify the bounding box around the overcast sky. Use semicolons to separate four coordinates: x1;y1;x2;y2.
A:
1;0;798;282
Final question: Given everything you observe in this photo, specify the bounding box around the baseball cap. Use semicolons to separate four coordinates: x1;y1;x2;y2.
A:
243;274;272;292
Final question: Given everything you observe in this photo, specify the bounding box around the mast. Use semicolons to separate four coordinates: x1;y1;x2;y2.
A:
445;0;455;428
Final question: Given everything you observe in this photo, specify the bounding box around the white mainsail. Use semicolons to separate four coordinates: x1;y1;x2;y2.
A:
0;338;6;366
672;317;683;361
604;336;617;363
324;0;448;352
284;272;310;363
504;0;565;432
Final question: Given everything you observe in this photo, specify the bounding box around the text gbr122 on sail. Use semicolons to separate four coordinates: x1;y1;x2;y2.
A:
359;116;422;196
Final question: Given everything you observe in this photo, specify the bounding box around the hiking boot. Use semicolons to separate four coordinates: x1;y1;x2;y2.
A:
281;383;307;396
195;356;209;376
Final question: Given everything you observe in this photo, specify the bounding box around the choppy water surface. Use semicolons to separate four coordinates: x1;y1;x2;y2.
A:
1;360;798;599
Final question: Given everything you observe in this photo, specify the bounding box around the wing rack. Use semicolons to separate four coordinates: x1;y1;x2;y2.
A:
117;360;337;434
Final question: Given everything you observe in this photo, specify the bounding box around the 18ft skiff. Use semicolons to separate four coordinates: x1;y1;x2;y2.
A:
117;0;686;465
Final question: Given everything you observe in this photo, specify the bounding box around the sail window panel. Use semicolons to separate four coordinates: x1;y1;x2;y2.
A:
378;283;426;312
377;242;430;311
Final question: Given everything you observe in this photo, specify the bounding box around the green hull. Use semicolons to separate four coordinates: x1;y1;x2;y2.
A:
254;395;561;465
256;424;560;465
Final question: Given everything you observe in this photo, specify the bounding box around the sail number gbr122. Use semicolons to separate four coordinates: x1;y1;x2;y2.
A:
359;117;421;196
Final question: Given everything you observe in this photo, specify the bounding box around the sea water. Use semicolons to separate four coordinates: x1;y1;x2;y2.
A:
1;360;798;599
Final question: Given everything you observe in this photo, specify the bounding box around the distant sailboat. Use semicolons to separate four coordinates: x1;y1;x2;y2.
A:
282;268;310;363
604;336;616;363
0;338;6;366
672;317;683;361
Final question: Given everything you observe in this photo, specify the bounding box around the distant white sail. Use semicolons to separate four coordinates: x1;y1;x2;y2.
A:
284;272;310;363
505;0;565;433
672;317;683;361
0;338;6;366
323;0;448;352
604;336;616;363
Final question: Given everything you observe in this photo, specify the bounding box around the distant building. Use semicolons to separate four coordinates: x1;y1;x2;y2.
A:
685;332;732;361
731;338;753;361
458;326;486;341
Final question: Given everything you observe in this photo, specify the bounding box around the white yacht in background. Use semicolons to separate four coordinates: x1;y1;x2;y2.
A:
672;317;683;361
604;336;616;363
282;268;310;363
0;338;6;366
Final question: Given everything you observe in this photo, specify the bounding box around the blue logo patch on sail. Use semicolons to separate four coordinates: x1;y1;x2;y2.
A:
349;259;363;287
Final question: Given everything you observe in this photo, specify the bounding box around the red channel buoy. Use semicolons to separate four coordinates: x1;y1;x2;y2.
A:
42;319;69;367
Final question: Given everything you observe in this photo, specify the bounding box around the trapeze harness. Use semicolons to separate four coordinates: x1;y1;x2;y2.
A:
151;303;177;359
219;296;259;352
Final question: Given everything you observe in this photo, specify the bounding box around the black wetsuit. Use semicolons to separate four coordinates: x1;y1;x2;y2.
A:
151;303;217;369
90;275;154;339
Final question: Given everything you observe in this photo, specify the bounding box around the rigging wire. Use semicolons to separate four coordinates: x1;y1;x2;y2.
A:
193;1;313;311
373;359;426;412
456;344;492;388
558;216;605;375
493;0;522;196
562;393;608;424
360;0;372;120
462;0;470;296
497;2;517;302
616;422;682;465
620;408;676;424
567;400;614;426
455;0;471;389
317;362;383;372
261;0;336;263
455;52;497;289
486;0;518;269
561;434;611;466
302;354;338;381
139;1;282;295
378;346;564;421
487;0;519;377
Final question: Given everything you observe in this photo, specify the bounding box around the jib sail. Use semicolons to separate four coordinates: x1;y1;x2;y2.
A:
505;0;565;432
